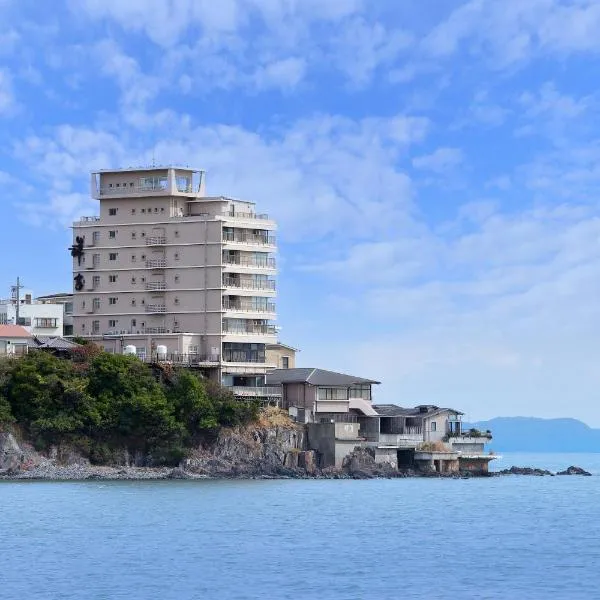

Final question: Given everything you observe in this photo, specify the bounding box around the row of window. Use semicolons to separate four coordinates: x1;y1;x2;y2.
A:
107;207;168;216
0;316;58;328
317;386;372;401
92;230;179;242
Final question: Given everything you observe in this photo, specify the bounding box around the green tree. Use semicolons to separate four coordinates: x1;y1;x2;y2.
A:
167;370;219;438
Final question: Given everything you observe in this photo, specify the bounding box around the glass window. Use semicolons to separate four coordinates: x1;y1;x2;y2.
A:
109;253;117;261
318;387;348;401
109;231;116;238
431;422;437;432
108;208;117;216
281;357;289;369
108;319;117;328
109;297;117;305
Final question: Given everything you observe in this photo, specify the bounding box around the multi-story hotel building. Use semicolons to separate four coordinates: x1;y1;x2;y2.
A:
71;166;280;399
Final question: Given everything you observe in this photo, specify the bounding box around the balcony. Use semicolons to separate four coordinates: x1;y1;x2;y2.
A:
223;232;276;246
447;429;492;440
145;304;166;313
223;256;276;269
223;324;277;335
146;259;166;269
146;237;167;246
223;278;276;291
145;282;167;290
226;210;270;220
231;386;282;398
223;299;276;313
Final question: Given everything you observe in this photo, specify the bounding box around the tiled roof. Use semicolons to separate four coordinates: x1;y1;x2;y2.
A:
29;336;81;350
373;404;464;418
266;368;380;386
0;325;32;339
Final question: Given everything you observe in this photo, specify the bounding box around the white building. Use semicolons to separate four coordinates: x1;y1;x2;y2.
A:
0;288;64;337
71;166;279;401
36;292;74;336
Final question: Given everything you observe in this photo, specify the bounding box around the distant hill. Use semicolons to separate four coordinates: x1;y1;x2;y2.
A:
469;417;600;453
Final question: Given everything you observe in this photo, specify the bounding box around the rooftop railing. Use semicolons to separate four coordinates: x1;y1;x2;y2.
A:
222;324;277;335
226;210;270;220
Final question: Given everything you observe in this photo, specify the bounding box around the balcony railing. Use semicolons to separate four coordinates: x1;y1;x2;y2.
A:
223;232;276;246
75;216;100;224
146;259;166;269
223;278;276;291
226;210;270;220
231;386;282;398
223;256;276;269
145;304;166;313
145;282;167;290
146;237;167;246
222;324;277;335
223;300;276;313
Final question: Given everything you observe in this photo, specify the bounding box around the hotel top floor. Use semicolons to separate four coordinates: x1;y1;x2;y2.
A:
90;166;206;200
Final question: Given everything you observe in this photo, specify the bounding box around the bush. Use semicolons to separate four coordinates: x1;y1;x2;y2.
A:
0;351;261;465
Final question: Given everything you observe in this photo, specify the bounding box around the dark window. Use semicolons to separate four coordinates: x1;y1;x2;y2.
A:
109;253;118;260
109;297;117;305
109;208;117;216
109;231;116;238
281;357;289;369
431;422;437;432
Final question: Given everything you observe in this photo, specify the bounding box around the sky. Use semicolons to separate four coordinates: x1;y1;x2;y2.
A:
1;0;600;425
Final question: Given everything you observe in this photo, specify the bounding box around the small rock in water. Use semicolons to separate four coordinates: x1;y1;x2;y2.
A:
499;466;554;476
556;465;592;476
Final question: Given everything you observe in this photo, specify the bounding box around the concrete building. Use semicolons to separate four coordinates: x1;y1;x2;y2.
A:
0;289;64;337
36;292;74;336
70;166;279;401
266;342;298;370
0;325;32;356
268;368;495;473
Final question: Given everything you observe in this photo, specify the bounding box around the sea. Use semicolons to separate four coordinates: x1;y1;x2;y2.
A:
2;453;600;600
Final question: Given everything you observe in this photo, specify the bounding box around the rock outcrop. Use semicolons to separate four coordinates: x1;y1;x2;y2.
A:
557;465;592;476
497;466;555;476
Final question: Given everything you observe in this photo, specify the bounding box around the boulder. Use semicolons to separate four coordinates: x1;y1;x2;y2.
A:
0;432;24;473
557;465;592;476
498;466;554;476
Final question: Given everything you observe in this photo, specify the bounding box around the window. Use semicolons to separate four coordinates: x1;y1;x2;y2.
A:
109;231;116;238
109;208;117;216
109;275;117;283
141;254;146;260
109;253;118;261
161;208;165;212
131;319;137;327
430;422;437;432
131;232;136;239
92;320;100;334
131;277;136;284
140;176;167;190
175;231;179;238
174;253;179;260
281;357;289;369
131;209;136;214
154;208;158;213
92;231;100;243
174;298;180;305
92;275;100;287
130;182;134;187
132;255;136;262
141;232;145;237
318;387;347;401
108;183;113;188
108;319;117;328
174;275;180;283
65;302;73;315
93;298;101;310
147;207;151;212
116;183;120;187
109;297;117;305
131;299;136;306
141;209;145;214
349;386;372;401
141;277;146;282
81;323;86;330
16;317;32;326
82;301;86;309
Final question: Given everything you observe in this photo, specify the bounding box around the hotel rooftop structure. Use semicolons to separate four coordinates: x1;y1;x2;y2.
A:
71;166;280;400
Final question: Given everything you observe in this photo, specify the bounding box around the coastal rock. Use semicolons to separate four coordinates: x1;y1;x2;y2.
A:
0;432;23;474
556;465;592;476
498;466;555;476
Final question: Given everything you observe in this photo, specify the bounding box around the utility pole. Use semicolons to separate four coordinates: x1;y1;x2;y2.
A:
11;277;24;325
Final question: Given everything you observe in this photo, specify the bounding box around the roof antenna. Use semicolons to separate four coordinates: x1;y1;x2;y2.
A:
151;147;156;168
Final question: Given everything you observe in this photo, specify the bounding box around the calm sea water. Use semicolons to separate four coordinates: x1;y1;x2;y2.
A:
2;453;600;600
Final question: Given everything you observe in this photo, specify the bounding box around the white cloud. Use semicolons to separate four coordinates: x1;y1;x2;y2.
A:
252;57;307;90
0;68;15;115
412;147;463;173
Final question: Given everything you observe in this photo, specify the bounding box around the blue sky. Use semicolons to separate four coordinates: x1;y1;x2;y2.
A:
2;0;600;424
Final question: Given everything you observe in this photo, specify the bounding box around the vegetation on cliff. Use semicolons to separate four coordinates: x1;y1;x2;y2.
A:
0;349;258;465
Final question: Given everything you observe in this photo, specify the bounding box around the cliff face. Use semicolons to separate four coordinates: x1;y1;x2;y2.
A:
0;425;318;480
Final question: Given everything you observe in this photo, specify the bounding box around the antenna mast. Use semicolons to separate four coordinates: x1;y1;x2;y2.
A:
11;276;24;325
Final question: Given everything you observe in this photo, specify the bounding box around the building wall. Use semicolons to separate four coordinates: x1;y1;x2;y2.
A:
265;345;296;369
0;303;63;337
423;411;455;442
73;167;278;388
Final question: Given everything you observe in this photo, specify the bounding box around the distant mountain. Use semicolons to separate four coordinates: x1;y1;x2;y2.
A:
469;417;600;453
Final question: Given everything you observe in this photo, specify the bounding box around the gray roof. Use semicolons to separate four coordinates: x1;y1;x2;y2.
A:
29;336;81;350
373;404;463;418
266;368;380;386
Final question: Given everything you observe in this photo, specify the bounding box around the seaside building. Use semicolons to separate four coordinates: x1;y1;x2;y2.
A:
267;367;495;473
70;166;279;401
35;292;74;336
0;325;32;357
0;286;63;337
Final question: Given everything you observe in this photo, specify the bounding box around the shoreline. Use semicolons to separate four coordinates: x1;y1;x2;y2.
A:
0;464;592;481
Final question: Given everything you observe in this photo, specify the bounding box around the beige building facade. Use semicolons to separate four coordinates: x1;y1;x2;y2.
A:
71;166;279;398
